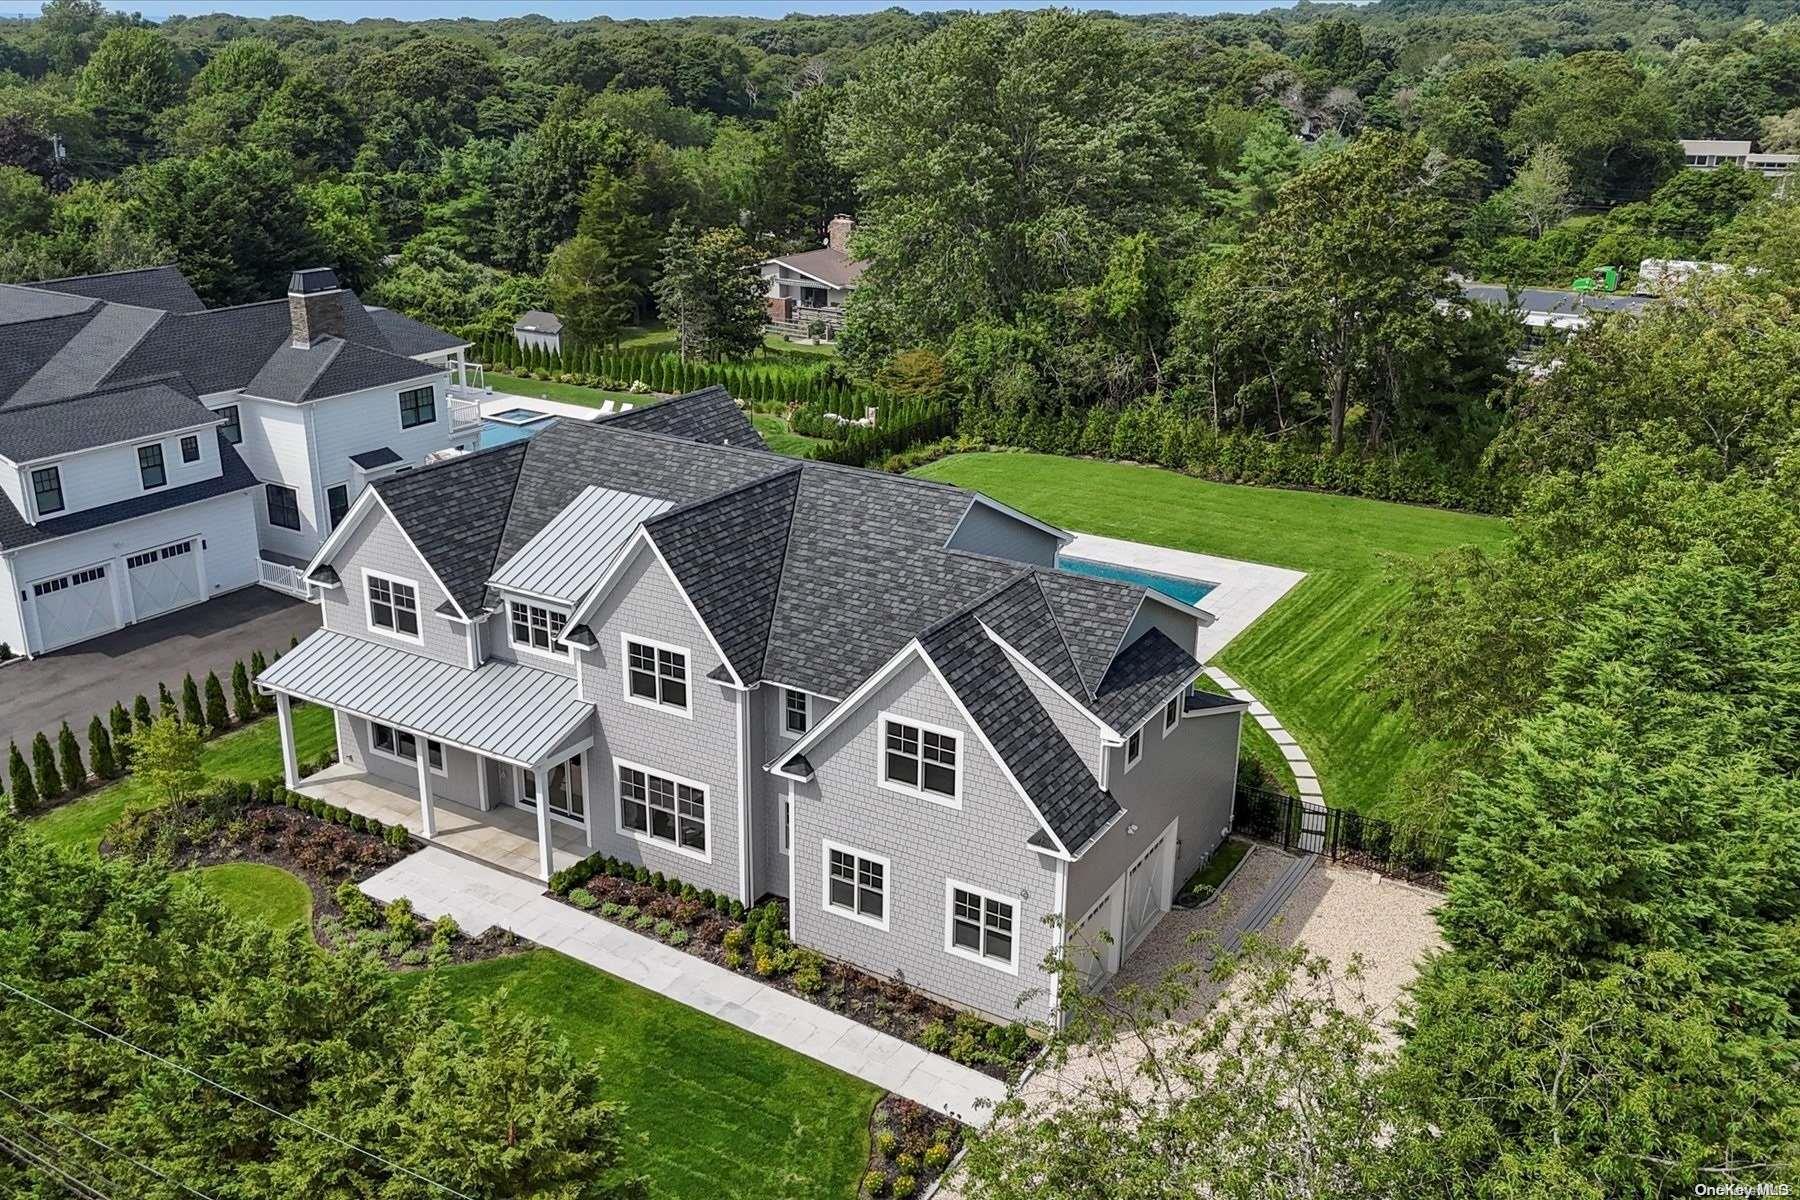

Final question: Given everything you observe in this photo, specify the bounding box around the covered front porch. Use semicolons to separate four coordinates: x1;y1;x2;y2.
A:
297;760;590;880
259;630;597;880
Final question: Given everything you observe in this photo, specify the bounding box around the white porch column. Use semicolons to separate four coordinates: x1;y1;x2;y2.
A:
416;738;436;839
275;693;299;790
534;766;553;881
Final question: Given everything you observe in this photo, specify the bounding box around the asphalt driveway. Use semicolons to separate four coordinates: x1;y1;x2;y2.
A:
0;586;319;760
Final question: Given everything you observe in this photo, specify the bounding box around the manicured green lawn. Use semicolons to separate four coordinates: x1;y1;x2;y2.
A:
31;704;338;855
408;951;878;1199
183;863;312;929
485;371;645;409
752;412;826;458
913;452;1511;817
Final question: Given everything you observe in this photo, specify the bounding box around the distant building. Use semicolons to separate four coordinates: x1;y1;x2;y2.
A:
513;310;564;355
1456;281;1654;372
758;215;869;341
1679;138;1797;177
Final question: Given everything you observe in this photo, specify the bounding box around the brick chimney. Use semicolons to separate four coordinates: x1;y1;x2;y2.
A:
288;268;345;348
826;214;855;256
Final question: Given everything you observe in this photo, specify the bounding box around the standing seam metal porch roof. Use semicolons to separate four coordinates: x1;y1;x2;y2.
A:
257;631;588;766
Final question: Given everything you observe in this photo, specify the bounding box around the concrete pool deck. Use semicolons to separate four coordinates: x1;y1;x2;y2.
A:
478;393;619;422
1059;532;1305;662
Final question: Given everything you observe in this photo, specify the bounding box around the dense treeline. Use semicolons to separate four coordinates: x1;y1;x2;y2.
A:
3;0;1798;476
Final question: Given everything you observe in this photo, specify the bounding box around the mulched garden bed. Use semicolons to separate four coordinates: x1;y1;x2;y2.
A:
861;1096;961;1198
548;855;1040;1084
104;782;525;970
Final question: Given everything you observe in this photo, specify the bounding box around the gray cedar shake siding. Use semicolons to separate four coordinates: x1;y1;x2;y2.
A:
335;709;490;809
1064;703;1241;928
790;655;1061;1025
944;502;1062;566
319;505;474;668
757;684;837;898
1008;653;1108;780
576;541;746;900
483;591;579;679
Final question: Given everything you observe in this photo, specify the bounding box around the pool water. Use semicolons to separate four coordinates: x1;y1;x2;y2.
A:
1055;556;1216;606
489;407;548;424
478;416;552;448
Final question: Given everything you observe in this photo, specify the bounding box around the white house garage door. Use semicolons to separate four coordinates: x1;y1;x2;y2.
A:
1122;834;1170;951
1071;892;1116;992
127;539;202;621
29;564;118;652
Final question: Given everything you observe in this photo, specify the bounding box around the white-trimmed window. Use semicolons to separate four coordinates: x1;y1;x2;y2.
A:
822;840;888;929
1124;724;1144;772
370;721;445;775
1162;696;1180;736
508;600;568;656
180;434;200;463
399;385;436;429
137;443;166;489
365;571;421;641
218;404;242;445
266;484;301;531
782;687;811;737
617;761;707;856
30;466;63;516
879;714;960;805
946;882;1017;972
521;753;585;822
622;636;689;714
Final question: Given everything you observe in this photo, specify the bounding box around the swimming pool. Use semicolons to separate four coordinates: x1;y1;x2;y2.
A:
1055;556;1216;606
477;413;554;448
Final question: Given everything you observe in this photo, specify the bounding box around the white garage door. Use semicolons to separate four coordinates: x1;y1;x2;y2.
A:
30;564;119;652
1122;835;1169;951
127;539;202;621
1071;893;1116;992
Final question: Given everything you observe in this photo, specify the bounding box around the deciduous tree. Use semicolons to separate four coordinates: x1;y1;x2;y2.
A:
651;221;765;361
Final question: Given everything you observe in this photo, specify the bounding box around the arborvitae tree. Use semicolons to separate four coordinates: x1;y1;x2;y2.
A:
87;716;116;781
250;650;274;713
56;722;84;793
203;671;229;732
181;673;203;728
6;742;36;814
231;661;257;724
31;732;62;800
158;682;176;720
109;702;134;769
133;694;153;731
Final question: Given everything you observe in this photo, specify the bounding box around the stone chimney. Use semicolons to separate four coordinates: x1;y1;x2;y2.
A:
287;268;345;348
826;214;855;256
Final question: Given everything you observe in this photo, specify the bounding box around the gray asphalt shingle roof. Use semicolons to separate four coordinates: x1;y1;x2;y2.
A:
594;385;758;446
0;379;219;464
364;305;469;356
1033;570;1147;698
0;432;257;550
26;265;205;314
514;309;562;333
1090;627;1201;733
372;440;531;617
246;336;439;403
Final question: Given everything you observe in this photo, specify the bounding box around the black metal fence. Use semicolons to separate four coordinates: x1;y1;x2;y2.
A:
1234;786;1450;885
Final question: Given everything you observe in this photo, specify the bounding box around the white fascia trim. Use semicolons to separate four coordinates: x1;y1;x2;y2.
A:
305;489;470;621
1183;696;1253;718
1;484;254;554
980;620;1115;738
255;679;572;771
763;679;842;705
12;417;226;468
955;494;1073;547
639;534;744;689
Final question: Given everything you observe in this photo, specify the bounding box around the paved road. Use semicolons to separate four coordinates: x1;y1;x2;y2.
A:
0;586;319;759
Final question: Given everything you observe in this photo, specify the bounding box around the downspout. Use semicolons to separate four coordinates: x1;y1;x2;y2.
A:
736;686;753;904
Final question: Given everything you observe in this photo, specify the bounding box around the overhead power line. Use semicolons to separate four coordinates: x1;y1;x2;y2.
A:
0;1083;215;1200
0;977;475;1200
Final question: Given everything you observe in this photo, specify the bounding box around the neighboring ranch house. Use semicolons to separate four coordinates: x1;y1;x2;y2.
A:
1679;138;1798;176
259;387;1248;1024
759;215;869;340
513;309;565;355
0;265;477;656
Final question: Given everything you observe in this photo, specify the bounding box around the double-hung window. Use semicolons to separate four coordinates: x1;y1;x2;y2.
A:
1163;695;1180;736
180;434;200;463
1125;725;1144;772
624;638;689;713
509;600;567;655
782;687;811;736
824;842;887;927
266;484;301;531
399;386;437;429
617;762;707;855
880;716;959;803
366;572;420;640
31;467;63;516
218;404;242;445
948;884;1017;971
327;484;350;531
370;721;443;773
137;443;166;490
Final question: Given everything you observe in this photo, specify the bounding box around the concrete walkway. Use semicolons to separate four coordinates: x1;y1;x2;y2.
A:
361;848;1010;1126
1205;665;1324;804
1059;532;1304;662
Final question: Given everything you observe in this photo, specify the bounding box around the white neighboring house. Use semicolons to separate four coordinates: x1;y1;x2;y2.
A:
1679;138;1798;176
513;310;564;355
758;214;869;340
0;265;478;657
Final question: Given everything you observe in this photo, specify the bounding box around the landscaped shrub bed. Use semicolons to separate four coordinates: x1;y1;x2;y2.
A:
549;854;1039;1082
104;779;520;969
862;1097;961;1198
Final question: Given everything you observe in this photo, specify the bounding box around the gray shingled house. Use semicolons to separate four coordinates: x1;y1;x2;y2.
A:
260;387;1247;1023
0;265;475;655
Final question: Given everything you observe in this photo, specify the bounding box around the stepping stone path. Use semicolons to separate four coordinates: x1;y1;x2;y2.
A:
1206;666;1327;853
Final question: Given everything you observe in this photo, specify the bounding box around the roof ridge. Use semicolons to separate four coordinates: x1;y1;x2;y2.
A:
0;370;196;416
642;459;802;530
28;263;185;286
916;568;1034;645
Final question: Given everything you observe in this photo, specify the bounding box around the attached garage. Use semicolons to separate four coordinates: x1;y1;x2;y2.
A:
28;563;119;652
127;538;203;621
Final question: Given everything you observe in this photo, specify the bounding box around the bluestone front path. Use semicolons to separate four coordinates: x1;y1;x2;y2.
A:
362;848;1010;1126
1204;665;1324;804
